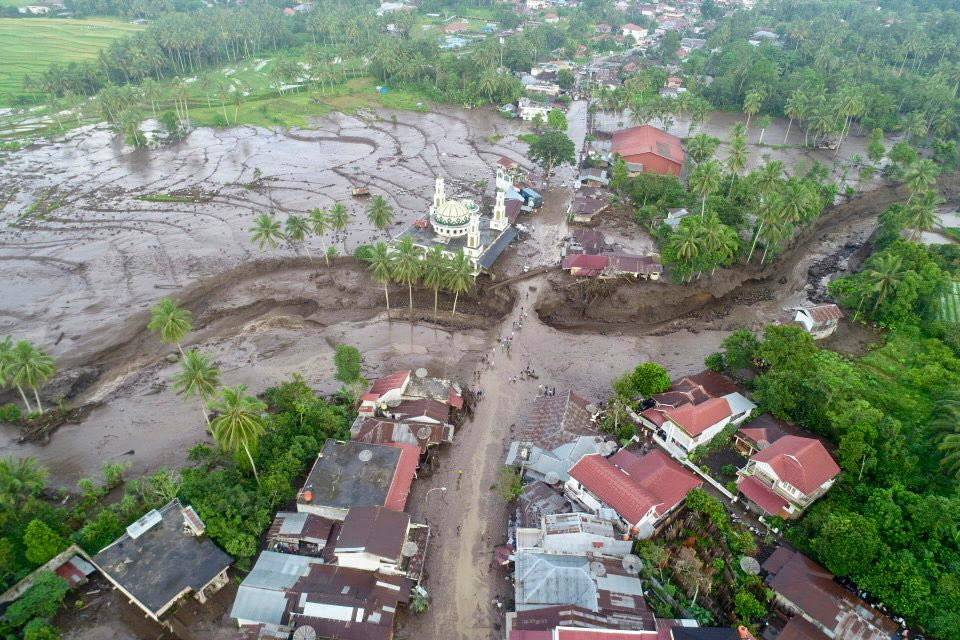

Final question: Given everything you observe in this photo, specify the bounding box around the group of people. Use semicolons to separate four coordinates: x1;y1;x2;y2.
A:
538;385;558;396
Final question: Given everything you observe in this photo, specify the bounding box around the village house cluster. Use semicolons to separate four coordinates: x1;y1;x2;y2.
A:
497;366;899;639
227;368;465;639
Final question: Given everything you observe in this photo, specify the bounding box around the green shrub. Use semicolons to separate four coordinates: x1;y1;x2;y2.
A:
0;403;23;423
4;572;70;627
23;618;60;640
23;520;67;566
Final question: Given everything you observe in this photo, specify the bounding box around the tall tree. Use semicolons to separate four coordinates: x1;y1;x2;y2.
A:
689;160;722;217
391;236;422;319
307;208;331;266
446;251;475;317
364;242;393;317
209;385;267;485
172;349;221;429
148;297;192;356
285;213;314;261
250;213;284;251
422;245;448;318
328;203;350;251
686;133;720;164
528;130;576;184
367;195;395;239
0;457;48;508
4;341;55;415
743;89;763;131
903;159;938;201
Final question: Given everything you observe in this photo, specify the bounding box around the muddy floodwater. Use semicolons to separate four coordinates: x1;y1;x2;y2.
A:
0;104;929;490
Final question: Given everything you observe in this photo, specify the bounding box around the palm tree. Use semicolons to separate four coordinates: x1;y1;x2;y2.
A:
756;115;773;145
725;134;748;194
364;242;393;317
904;159;938;201
148;297;193;356
285;213;314;261
686;133;719;164
906;190;943;240
329;203;350;251
743;89;763;131
0;456;48;507
784;90;806;144
172;349;221;429
938;433;960;480
0;336;14;406
367;195;395;239
689;160;722;218
209;385;267;484
746;197;783;264
698;216;738;275
422;246;448;318
5;341;56;414
866;253;904;313
391;236;422;319
250;213;284;251
446;251;475;317
307;208;331;266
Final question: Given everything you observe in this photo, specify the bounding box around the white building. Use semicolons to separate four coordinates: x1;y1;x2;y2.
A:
516;512;634;557
518;96;552;121
793;304;843;339
622;23;648;41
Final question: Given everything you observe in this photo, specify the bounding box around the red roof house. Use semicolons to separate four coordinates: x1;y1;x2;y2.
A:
737;436;840;519
385;443;420;512
611;125;685;176
359;370;412;416
565;449;701;536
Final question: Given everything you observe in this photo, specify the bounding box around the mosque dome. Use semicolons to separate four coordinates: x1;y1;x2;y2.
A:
433;199;471;226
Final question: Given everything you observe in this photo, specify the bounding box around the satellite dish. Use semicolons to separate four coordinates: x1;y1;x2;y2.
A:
602;441;619;456
417;425;432;439
739;556;761;575
544;471;561;485
402;541;419;558
293;626;317;640
415;367;428;378
358;449;373;462
590;561;606;577
621;554;643;574
386;398;402;408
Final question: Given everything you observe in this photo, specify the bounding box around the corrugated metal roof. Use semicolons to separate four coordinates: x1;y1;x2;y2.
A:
514;552;598;611
242;551;318;591
278;512;308;535
231;584;290;625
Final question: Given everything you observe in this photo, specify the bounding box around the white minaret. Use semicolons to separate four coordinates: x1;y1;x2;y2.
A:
431;177;446;214
465;210;482;261
490;190;508;231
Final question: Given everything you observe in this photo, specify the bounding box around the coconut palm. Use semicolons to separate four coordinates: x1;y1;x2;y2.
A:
307;208;331;265
743;89;763;131
686;133;719;164
148;297;193;356
422;245;448;318
725;134;748;193
446;251;475;317
329;203;350;251
756;115;773;145
904;159;938;201
285;213;315;261
939;433;960;480
905;190;943;240
209;385;267;484
747;196;783;264
391;236;422;319
250;213;284;251
698;216;738;275
866;253;905;313
5;341;56;414
0;336;13;402
364;242;393;317
172;349;221;429
689;160;722;217
783;90;806;144
0;456;48;507
367;195;395;239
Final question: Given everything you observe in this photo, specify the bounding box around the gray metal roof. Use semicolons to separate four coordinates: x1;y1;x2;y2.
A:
506;435;607;483
478;226;520;270
514;552;599;611
230;551;324;626
277;512;308;535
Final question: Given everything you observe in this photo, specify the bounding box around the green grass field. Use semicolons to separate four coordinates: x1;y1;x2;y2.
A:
0;17;143;104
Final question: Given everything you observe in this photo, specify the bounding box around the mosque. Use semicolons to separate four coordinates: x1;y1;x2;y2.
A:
390;177;520;274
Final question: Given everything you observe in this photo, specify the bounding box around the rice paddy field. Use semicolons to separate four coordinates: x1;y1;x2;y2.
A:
0;17;143;105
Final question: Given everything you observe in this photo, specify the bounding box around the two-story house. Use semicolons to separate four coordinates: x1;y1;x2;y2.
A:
736;435;840;519
565;449;701;538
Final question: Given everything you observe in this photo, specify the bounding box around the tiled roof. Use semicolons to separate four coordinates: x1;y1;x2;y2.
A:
738;413;793;449
763;548;897;640
736;476;790;517
368;370;410;397
804;303;844;324
751;436;839;494
676;371;741;398
568;449;701;524
612;125;684;164
563;254;609;271
662;397;732;437
518;391;596;450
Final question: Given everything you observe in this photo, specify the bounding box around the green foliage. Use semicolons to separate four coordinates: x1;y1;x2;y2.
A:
527;130;575;176
23;619;60;640
3;571;69;628
613;362;671;400
719;329;759;371
333;344;362;384
496;467;524;501
547;109;567;131
0;403;22;423
22;520;67;566
75;509;123;554
734;589;767;622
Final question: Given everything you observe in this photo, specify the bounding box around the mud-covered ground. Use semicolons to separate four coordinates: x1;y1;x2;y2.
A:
0;102;949;639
